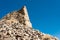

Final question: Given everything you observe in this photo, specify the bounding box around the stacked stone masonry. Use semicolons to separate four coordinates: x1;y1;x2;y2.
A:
0;6;58;40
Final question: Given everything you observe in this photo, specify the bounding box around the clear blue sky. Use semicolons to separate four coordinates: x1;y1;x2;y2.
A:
0;0;60;38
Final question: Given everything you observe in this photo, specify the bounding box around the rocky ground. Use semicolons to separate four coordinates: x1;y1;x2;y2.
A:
0;6;58;40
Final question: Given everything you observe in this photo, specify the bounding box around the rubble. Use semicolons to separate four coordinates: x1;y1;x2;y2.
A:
0;6;58;40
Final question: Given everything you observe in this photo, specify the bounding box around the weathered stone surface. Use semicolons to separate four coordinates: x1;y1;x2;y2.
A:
0;6;58;40
2;6;32;28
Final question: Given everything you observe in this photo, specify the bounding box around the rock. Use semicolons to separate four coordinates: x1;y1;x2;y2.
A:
0;6;58;40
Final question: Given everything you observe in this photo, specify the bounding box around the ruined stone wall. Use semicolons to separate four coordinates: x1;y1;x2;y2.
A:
2;6;32;28
0;6;58;40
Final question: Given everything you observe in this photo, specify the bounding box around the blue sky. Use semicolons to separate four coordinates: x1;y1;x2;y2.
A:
0;0;60;38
